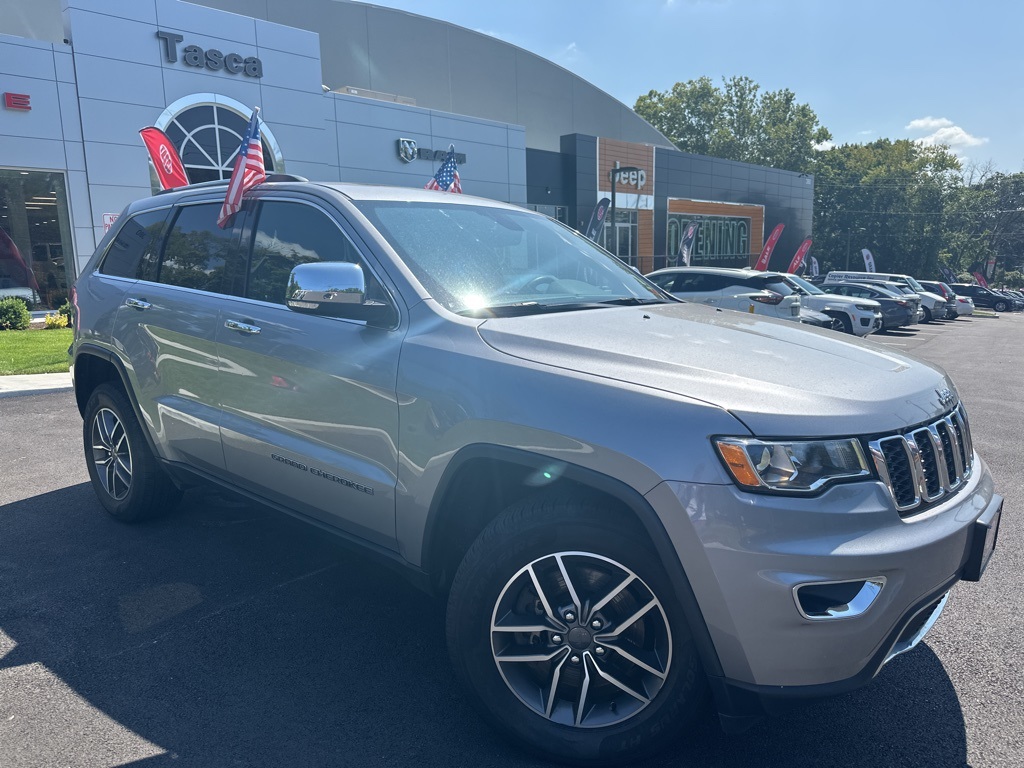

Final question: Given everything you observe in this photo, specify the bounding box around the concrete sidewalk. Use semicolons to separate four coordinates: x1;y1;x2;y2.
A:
0;372;73;398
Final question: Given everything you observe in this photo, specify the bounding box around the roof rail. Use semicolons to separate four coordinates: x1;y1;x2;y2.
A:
155;174;308;195
155;179;230;195
264;173;308;182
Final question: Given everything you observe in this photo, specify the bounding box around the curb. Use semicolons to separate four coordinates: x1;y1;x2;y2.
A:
0;373;74;399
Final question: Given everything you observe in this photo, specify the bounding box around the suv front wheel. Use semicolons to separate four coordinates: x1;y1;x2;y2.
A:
83;382;181;522
446;496;707;765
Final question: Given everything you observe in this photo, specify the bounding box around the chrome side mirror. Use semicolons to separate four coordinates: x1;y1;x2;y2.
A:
286;262;393;325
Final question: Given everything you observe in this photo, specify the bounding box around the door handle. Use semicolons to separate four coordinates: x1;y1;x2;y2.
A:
224;319;261;335
124;297;151;310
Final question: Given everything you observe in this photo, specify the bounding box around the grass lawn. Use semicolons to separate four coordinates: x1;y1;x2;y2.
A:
0;328;73;375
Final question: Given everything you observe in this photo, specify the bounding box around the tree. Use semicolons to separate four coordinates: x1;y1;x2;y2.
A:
812;140;960;276
634;76;831;173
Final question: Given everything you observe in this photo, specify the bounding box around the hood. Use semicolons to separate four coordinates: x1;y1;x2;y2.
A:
477;302;956;437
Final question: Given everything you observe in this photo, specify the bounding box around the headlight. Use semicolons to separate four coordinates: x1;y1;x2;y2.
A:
714;437;871;493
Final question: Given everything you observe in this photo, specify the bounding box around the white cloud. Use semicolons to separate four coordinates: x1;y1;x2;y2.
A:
905;116;954;131
814;140;836;151
905;116;988;151
555;41;580;64
857;129;874;136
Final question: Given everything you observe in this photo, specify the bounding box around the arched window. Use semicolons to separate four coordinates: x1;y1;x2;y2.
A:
154;95;284;187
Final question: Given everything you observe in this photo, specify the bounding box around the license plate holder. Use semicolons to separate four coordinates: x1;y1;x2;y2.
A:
962;498;1002;582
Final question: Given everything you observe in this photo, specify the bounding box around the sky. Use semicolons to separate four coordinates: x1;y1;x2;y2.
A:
355;0;1024;173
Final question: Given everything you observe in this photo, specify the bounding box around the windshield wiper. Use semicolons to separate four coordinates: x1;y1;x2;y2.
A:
596;297;674;306
457;301;612;318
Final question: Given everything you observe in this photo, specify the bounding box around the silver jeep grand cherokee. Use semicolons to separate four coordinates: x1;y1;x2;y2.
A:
70;180;1002;765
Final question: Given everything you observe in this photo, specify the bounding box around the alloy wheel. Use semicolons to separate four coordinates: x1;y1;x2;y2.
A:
91;407;133;500
490;551;671;729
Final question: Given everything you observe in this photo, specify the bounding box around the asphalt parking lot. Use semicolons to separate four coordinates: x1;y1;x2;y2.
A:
0;313;1021;768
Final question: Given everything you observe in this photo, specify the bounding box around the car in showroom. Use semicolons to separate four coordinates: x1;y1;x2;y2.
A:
816;281;918;331
779;272;883;335
69;179;1003;765
645;266;802;321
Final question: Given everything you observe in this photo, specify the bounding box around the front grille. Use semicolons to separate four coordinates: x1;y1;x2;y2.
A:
869;404;974;516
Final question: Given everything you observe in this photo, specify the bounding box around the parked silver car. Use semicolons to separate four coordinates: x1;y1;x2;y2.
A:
70;180;1003;765
646;266;802;321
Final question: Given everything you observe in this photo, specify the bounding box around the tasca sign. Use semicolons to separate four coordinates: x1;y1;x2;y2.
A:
156;31;263;78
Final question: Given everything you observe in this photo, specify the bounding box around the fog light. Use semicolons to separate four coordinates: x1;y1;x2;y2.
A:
795;578;885;620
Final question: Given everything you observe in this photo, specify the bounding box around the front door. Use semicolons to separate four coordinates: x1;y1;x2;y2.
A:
215;198;403;548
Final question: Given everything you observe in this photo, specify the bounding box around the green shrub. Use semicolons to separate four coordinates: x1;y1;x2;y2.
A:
44;312;68;329
0;297;31;331
57;300;73;325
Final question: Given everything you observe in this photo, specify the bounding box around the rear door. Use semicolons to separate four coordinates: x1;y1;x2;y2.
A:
214;195;404;547
112;200;247;472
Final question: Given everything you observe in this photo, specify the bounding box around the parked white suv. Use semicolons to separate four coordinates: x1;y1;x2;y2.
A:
780;273;883;336
646;267;802;321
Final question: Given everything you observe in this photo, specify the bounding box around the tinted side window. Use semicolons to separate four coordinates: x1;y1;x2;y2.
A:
673;274;726;292
246;201;377;305
648;273;678;291
157;203;245;295
99;210;168;278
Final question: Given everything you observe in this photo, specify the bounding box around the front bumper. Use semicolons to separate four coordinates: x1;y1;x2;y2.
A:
647;454;1000;694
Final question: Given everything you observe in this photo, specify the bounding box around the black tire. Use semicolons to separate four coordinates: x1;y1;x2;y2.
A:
994;300;1008;312
827;313;853;334
82;382;181;522
446;495;708;766
921;306;933;323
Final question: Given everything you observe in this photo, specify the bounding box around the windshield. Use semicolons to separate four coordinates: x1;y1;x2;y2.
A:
903;276;926;292
785;273;825;295
354;202;668;314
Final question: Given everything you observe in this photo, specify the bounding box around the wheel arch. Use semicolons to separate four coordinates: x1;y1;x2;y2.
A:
420;443;726;682
73;344;162;460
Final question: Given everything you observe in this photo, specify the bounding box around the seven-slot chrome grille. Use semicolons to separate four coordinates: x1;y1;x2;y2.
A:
868;404;974;516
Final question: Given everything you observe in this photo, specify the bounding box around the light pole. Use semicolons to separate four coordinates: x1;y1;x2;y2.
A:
609;163;641;260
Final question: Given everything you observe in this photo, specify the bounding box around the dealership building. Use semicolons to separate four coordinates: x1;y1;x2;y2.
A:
0;0;813;310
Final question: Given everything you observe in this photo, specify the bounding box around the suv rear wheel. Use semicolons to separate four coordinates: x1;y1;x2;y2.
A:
83;382;181;522
446;496;707;765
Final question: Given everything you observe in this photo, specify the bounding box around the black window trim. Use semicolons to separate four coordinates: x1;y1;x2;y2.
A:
235;194;401;327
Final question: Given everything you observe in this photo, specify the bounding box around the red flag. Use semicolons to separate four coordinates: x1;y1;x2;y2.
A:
787;238;813;273
973;271;989;289
218;108;266;228
754;223;784;270
139;127;189;190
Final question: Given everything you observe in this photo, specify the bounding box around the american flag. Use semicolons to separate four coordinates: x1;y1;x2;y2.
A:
218;107;266;228
424;146;462;193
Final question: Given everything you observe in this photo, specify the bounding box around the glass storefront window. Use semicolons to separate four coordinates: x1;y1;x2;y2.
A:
667;213;751;268
601;210;638;267
0;170;75;310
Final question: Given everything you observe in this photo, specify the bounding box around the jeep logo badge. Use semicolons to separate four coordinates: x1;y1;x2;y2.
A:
397;138;418;164
936;388;956;409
